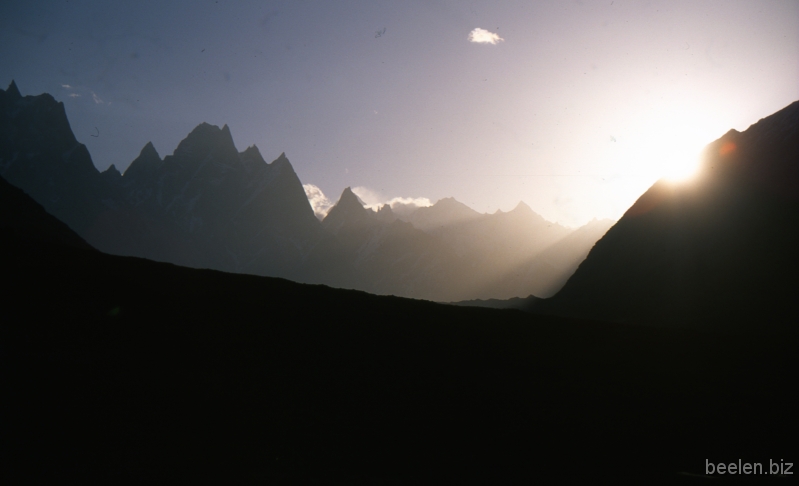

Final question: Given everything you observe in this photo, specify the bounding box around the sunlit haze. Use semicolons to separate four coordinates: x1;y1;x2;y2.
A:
2;0;796;226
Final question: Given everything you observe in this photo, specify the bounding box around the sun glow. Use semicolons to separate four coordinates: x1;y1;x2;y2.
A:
611;107;727;184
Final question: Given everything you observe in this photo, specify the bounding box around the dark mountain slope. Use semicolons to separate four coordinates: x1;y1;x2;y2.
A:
0;174;94;250
543;100;799;332
3;165;797;483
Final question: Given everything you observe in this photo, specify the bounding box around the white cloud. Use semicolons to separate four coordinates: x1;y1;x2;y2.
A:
350;186;383;209
303;184;334;220
61;84;72;89
468;27;504;45
69;93;81;98
384;196;433;218
352;186;432;216
91;92;103;104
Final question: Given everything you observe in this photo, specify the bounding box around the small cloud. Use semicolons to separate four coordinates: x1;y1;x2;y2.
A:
69;93;81;98
61;84;72;89
352;186;432;215
91;92;103;104
351;186;383;208
303;184;334;220
385;196;432;218
468;27;504;45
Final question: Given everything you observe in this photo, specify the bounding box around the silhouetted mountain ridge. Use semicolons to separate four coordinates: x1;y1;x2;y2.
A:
3;153;796;483
0;81;614;301
539;99;799;333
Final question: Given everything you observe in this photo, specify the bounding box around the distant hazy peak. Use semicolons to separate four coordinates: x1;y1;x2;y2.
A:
511;201;533;213
339;187;365;208
5;80;21;99
405;195;482;231
506;201;549;225
434;196;470;208
425;197;477;215
375;203;396;222
322;186;372;231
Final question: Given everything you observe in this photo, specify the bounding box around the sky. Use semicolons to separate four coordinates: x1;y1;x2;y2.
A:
1;0;797;227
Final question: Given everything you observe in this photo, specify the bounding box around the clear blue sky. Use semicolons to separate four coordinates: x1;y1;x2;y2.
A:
2;0;797;226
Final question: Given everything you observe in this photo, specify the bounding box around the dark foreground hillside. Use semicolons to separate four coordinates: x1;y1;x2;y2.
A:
2;180;797;484
542;100;799;332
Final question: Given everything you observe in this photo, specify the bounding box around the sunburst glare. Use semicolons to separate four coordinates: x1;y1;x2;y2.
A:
610;106;727;185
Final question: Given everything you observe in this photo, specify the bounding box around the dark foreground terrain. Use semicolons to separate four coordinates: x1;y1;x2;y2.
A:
2;177;797;484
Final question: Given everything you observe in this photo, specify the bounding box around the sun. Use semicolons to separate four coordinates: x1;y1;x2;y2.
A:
614;108;726;183
649;116;715;182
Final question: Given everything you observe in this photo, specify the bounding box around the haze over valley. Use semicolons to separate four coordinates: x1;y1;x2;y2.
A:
1;80;617;301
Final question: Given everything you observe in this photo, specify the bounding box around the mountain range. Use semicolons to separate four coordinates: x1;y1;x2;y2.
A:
0;80;612;302
3;78;798;482
2;140;796;483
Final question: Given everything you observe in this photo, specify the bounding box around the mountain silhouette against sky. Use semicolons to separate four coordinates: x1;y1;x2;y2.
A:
0;81;611;301
2;80;798;483
2;113;796;483
536;100;799;333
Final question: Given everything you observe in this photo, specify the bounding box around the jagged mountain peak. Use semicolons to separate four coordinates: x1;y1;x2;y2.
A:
6;80;21;99
100;164;122;184
269;152;292;169
168;121;241;171
434;196;470;209
241;144;261;157
142;141;158;154
511;201;532;213
180;122;235;147
123;141;162;180
136;141;161;162
426;197;476;214
407;196;482;231
188;121;216;134
506;201;548;225
375;203;396;222
322;187;371;231
339;187;366;208
103;164;121;177
240;145;267;173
